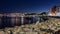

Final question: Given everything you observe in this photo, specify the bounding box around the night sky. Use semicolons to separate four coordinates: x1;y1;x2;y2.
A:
0;0;60;13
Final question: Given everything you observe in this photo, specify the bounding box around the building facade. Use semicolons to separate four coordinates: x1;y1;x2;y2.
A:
48;6;60;16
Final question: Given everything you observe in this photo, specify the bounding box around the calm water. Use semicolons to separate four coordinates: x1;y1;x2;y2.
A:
0;16;47;28
0;16;39;28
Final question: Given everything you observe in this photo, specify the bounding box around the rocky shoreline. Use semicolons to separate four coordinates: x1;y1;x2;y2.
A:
0;17;60;34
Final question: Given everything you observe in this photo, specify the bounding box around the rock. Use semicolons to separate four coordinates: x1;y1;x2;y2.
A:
26;32;38;34
0;31;5;34
0;17;60;34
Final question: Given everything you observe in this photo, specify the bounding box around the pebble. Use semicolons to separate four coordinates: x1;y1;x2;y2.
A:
0;17;60;34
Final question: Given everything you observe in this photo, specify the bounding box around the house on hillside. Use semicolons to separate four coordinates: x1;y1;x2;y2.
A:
48;6;60;16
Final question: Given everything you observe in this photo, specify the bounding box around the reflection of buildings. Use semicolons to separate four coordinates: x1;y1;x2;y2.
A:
0;12;47;27
0;13;38;27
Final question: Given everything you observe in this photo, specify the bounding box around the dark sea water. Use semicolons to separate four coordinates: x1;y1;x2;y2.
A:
0;16;48;28
0;16;39;28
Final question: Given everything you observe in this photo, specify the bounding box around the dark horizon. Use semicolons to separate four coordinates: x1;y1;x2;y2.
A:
0;0;60;13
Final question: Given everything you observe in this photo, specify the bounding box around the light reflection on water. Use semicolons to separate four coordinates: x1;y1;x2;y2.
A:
0;16;45;28
0;16;36;27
